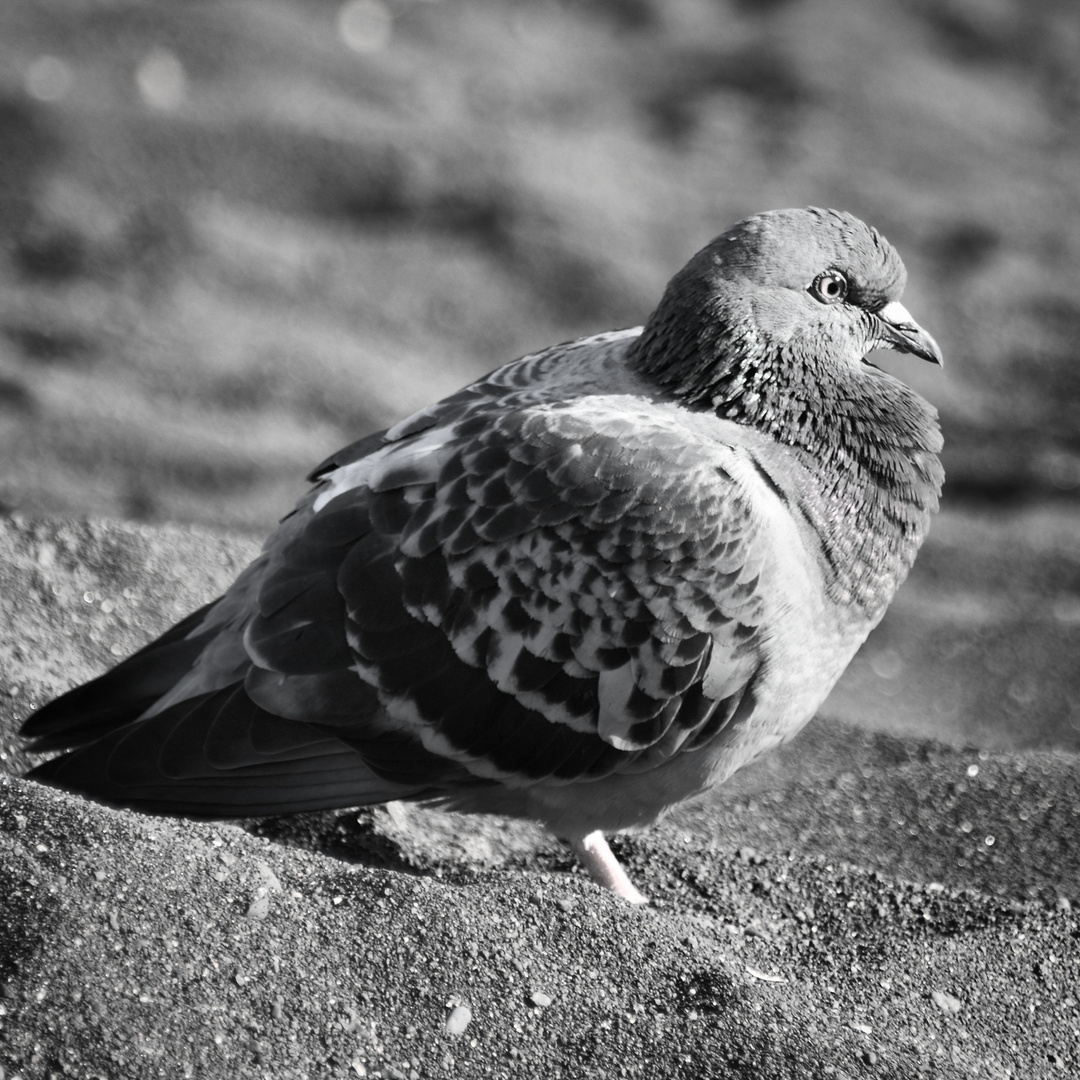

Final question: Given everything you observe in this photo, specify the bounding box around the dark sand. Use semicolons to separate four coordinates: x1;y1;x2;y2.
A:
1;512;1077;1080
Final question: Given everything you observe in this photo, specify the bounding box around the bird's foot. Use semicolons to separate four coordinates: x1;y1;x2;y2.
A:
569;830;648;905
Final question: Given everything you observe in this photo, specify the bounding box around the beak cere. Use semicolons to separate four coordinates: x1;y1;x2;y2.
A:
875;300;944;366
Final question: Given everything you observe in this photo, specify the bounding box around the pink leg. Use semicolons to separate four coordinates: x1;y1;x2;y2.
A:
569;830;648;905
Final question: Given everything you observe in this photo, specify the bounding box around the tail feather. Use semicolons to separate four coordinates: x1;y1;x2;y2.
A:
21;600;221;753
26;683;426;818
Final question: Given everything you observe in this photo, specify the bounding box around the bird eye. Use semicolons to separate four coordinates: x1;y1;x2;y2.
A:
810;270;849;305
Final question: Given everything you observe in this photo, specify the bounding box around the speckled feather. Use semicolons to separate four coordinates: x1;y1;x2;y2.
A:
22;208;943;863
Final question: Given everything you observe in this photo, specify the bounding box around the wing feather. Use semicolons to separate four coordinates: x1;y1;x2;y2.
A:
27;685;424;815
315;391;770;779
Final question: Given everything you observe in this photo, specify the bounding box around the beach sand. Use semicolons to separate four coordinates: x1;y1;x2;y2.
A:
1;514;1078;1078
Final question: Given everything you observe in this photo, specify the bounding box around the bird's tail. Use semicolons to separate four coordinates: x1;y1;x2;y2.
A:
21;598;428;818
21;600;222;753
26;682;414;818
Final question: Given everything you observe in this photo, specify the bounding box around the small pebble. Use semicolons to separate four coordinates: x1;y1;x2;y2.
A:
247;895;270;920
445;1004;472;1036
930;990;962;1015
255;861;283;893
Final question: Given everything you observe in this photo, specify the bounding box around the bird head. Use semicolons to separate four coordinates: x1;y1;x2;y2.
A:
633;207;942;411
713;207;941;367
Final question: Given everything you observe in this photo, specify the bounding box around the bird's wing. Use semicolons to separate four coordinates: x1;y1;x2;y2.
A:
291;388;773;786
24;379;782;809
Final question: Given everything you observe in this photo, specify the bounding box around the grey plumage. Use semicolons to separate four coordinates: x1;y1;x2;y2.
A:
22;207;943;902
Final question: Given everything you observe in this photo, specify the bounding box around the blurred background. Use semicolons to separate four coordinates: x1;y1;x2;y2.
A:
1;0;1078;753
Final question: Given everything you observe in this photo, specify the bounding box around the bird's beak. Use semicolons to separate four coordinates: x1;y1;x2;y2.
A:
874;301;943;366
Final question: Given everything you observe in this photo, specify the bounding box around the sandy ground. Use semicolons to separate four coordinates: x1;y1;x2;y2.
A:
1;0;1080;1077
2;741;1078;1080
0;512;1078;1079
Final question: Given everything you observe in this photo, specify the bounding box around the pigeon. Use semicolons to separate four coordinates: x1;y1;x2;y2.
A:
22;207;943;904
